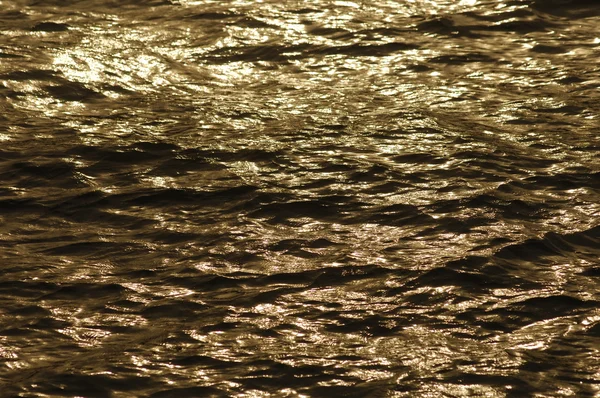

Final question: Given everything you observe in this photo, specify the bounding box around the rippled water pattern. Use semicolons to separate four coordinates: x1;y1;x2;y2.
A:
1;0;600;396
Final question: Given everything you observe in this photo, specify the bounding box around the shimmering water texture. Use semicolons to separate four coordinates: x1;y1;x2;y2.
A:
1;0;600;396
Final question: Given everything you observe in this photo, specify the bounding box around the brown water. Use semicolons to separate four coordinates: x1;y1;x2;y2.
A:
1;0;600;396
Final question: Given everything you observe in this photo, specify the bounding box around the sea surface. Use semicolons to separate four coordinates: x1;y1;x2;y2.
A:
1;0;599;396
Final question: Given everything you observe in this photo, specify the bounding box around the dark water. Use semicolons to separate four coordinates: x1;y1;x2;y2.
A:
1;0;600;396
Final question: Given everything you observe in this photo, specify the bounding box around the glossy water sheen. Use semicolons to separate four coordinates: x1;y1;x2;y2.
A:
1;0;599;396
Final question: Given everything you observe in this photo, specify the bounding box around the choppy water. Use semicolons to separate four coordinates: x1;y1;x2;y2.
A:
1;0;600;396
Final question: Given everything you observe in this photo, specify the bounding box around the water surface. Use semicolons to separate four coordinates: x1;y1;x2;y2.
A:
1;0;600;396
